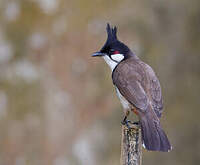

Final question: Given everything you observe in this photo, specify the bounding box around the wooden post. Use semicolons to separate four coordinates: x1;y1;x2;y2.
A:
120;123;142;165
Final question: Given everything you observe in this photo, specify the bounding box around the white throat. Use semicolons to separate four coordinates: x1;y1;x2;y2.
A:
102;54;124;71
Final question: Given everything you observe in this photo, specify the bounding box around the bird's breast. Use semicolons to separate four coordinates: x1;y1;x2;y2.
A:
115;87;131;111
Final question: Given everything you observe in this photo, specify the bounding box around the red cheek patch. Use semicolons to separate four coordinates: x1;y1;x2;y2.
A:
114;51;120;54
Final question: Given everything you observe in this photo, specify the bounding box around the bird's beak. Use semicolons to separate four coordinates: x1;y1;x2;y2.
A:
92;52;107;57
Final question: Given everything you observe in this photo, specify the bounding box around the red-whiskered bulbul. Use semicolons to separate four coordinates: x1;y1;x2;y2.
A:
92;23;172;152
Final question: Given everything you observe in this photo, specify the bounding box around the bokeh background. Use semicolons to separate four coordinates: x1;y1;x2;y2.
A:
0;0;200;165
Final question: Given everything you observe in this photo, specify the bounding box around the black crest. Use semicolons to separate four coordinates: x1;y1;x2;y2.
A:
100;23;119;52
98;23;131;56
106;23;118;42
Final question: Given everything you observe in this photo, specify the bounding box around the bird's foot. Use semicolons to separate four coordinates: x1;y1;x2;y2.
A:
132;121;140;125
132;121;141;128
121;117;132;129
121;119;141;129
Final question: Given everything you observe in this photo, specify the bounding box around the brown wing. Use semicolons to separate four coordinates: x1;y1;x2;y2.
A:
112;58;163;118
112;59;149;113
141;63;163;118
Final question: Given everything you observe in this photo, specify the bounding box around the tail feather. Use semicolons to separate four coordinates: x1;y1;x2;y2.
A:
156;126;172;152
140;111;172;152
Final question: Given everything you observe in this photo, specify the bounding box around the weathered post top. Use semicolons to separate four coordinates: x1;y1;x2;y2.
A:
120;123;142;165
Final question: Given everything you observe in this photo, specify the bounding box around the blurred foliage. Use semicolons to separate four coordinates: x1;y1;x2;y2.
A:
0;0;200;165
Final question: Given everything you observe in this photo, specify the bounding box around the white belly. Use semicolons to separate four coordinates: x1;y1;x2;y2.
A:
115;87;131;112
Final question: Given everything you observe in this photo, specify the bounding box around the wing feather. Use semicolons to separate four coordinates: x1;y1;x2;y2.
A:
139;62;163;118
112;61;148;113
112;58;163;118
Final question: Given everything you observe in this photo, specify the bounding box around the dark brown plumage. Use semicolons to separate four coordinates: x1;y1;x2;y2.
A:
112;56;171;151
112;56;163;118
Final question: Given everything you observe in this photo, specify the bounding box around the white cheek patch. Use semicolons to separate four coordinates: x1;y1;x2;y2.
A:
111;54;124;62
102;55;118;71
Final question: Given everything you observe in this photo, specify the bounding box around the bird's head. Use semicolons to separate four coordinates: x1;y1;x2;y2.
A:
92;23;132;70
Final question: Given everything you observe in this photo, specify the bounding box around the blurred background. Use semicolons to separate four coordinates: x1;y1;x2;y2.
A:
0;0;200;164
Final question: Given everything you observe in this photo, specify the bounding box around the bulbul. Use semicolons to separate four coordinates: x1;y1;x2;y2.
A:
92;23;172;152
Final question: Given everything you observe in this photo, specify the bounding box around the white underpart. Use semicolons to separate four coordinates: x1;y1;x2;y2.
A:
116;87;130;114
102;54;129;113
102;54;124;71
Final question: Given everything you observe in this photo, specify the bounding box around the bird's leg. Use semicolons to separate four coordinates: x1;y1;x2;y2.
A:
121;116;131;129
130;107;141;127
121;111;131;129
121;115;127;125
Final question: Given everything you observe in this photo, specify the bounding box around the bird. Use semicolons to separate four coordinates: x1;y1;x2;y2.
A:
92;23;172;152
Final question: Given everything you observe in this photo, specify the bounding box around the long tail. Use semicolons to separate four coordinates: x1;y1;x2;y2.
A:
139;110;172;152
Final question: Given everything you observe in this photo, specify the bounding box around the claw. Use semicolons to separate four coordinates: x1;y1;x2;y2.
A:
121;116;131;129
121;120;131;129
132;121;140;125
132;121;141;128
121;120;126;125
121;116;127;125
125;120;131;130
